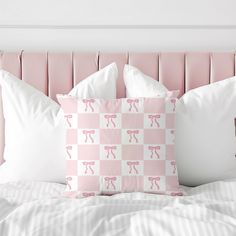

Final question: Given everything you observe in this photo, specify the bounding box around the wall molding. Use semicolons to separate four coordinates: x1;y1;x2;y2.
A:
0;25;236;30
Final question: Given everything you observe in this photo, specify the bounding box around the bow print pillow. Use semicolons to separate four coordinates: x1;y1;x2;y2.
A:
57;95;182;198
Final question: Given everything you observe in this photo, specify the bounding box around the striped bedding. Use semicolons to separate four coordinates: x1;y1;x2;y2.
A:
0;180;236;236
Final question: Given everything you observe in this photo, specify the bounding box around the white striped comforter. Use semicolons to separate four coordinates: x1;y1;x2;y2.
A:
0;180;236;236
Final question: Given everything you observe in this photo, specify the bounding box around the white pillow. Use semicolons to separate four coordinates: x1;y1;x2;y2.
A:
124;64;168;98
175;76;236;186
0;63;118;183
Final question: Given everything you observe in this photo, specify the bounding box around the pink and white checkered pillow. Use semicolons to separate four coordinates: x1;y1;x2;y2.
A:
57;95;182;198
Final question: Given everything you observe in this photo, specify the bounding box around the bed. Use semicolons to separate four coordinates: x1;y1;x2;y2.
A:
0;52;236;236
0;180;236;235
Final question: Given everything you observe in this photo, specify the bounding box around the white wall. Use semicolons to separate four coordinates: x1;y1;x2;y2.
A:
0;0;236;51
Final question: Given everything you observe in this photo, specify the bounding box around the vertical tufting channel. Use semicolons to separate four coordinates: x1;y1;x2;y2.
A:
210;53;235;83
48;52;73;101
185;53;210;91
73;52;99;86
159;52;185;96
22;52;48;94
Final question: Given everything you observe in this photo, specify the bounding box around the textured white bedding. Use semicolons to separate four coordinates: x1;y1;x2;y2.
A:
0;180;236;236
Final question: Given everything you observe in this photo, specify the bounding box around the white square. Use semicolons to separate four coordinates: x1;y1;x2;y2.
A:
100;113;121;129
165;160;177;176
122;98;144;113
166;129;175;144
77;129;99;144
64;113;77;129
77;160;100;176
100;145;121;160
122;129;143;144
144;176;166;192
100;176;121;192
144;113;165;129
77;99;99;113
144;144;166;160
122;160;143;176
65;144;78;160
165;98;177;113
66;176;78;192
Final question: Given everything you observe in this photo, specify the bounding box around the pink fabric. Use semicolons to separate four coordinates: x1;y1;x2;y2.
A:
0;51;236;168
48;53;73;100
185;53;210;91
58;95;182;197
22;53;48;94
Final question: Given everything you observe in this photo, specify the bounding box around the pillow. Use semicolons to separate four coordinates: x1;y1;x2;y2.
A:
57;95;182;197
124;64;168;98
175;76;236;186
0;63;118;183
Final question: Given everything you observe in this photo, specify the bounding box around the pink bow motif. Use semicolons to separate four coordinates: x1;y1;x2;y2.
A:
64;114;72;127
148;146;160;159
82;161;95;175
127;130;139;143
127;99;139;112
170;161;176;174
170;99;176;112
148;114;160;127
104;114;117;128
104;177;117;190
82;192;95;197
66;146;72;159
148;177;160;190
83;99;95;112
104;146;117;159
127;161;139;174
83;130;95;143
66;176;72;190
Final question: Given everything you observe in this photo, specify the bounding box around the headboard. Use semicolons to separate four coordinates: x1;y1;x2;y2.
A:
0;51;236;164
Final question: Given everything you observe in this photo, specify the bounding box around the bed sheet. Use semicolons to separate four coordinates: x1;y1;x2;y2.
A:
0;179;236;236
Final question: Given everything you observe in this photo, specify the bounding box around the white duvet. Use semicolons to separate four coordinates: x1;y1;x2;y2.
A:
0;180;236;236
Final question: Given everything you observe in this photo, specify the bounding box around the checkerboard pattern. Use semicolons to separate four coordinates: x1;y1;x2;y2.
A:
58;95;182;198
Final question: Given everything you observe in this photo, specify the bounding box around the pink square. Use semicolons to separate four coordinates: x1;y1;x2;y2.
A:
78;114;99;128
144;98;165;113
57;96;77;113
166;176;179;191
66;129;77;144
122;176;144;192
144;160;165;175
166;114;175;129
166;145;174;160
144;129;165;144
100;129;121;144
122;145;143;160
100;160;121;176
100;100;121;113
78;145;100;160
67;160;77;175
77;176;100;191
122;114;144;129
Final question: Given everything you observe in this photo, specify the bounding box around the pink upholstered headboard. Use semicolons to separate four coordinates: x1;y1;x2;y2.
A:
0;51;235;164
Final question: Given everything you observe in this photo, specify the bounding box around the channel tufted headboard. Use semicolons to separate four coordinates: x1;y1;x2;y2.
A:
0;51;236;164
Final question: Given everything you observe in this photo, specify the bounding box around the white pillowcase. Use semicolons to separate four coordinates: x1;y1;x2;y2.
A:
175;76;236;186
124;64;168;98
0;63;118;183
